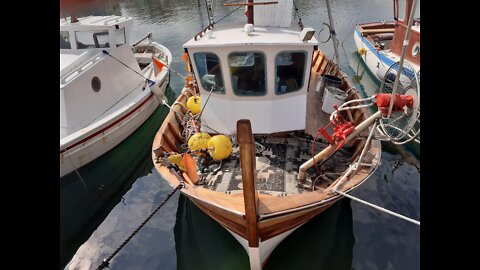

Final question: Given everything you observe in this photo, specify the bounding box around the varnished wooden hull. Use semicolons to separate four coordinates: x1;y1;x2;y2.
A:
152;48;381;268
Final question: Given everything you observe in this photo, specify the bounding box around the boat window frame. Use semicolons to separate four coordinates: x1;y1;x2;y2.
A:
274;50;307;95
60;31;71;49
193;52;226;95
75;29;110;49
227;51;267;97
115;28;126;47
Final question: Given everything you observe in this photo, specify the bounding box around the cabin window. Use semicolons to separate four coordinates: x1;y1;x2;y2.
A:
228;52;266;96
275;51;307;95
60;31;71;49
115;29;126;47
75;30;110;49
193;52;225;94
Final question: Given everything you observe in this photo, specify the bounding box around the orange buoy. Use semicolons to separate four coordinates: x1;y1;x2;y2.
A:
183;153;199;184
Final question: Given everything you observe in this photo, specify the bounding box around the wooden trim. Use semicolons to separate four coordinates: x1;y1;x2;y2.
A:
224;1;278;6
360;28;395;35
237;119;259;248
259;201;335;241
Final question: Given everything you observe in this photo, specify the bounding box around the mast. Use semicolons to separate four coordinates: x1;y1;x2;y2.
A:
247;0;254;24
387;0;419;117
325;0;340;65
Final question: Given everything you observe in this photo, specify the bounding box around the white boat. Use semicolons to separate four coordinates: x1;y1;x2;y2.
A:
60;15;172;178
353;0;420;82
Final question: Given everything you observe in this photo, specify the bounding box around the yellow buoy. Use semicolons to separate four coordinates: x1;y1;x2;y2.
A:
187;96;201;115
358;48;367;55
188;132;211;151
167;154;186;171
208;135;233;160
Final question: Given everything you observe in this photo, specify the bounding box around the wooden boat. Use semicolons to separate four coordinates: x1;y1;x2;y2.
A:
152;1;385;269
60;15;172;178
354;0;420;82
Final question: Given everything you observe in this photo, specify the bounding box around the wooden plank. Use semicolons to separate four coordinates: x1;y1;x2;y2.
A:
162;133;179;153
167;121;183;144
259;202;334;241
237;119;259;248
190;197;248;239
224;1;278;6
361;28;395;35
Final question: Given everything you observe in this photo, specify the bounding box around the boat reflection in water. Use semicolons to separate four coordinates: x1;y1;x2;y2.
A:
174;194;354;270
60;87;174;269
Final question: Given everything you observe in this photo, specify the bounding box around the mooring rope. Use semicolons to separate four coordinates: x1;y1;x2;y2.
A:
102;50;155;86
96;183;183;270
334;189;420;226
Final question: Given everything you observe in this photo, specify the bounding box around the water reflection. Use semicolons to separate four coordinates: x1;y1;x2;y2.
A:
174;195;354;270
60;87;175;269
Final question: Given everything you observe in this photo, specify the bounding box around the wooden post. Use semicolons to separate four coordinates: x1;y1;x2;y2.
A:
247;0;254;25
236;119;259;248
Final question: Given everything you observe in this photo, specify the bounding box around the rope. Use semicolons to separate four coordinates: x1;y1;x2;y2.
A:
334;189;420;226
292;0;303;28
215;6;242;24
96;183;183;270
102;50;155;86
61;146;88;188
203;0;213;24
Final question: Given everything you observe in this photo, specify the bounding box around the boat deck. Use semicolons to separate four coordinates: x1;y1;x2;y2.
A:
197;133;353;196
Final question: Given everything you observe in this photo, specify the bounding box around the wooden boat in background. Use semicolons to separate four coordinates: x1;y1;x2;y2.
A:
354;0;420;82
152;1;386;269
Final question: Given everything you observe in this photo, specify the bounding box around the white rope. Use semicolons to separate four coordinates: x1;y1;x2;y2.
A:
161;99;185;117
334;189;420;226
60;145;88;187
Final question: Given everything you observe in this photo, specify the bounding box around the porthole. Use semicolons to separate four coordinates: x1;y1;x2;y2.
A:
411;42;420;57
91;76;101;92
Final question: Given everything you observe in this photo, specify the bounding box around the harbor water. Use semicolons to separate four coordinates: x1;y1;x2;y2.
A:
60;0;420;269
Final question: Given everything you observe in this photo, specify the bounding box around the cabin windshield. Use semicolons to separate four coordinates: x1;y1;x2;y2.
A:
228;52;266;96
115;28;126;47
75;30;110;49
275;51;307;94
60;31;71;49
193;52;225;94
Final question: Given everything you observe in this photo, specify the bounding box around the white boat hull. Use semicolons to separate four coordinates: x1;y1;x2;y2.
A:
225;226;299;270
353;28;419;82
60;91;161;178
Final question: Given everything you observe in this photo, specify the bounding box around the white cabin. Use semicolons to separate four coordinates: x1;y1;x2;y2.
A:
184;21;318;134
60;16;142;139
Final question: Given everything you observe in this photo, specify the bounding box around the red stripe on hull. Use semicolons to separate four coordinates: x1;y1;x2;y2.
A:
60;92;155;154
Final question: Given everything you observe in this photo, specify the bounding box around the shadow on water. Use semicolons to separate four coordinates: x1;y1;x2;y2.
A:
59;87;175;269
174;195;354;270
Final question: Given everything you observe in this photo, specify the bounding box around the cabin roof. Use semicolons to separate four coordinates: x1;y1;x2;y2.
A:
60;15;132;30
184;22;318;48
